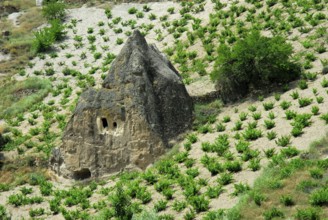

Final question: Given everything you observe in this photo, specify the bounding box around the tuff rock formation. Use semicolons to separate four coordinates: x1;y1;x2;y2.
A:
50;30;193;179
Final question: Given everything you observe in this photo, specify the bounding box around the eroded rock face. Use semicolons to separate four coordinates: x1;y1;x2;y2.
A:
50;30;193;179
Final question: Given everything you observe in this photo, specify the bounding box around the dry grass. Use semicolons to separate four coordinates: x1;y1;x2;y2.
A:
0;6;45;76
2;0;36;10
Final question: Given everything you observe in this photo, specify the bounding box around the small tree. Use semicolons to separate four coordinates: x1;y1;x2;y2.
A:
211;31;301;101
42;1;66;21
110;184;133;220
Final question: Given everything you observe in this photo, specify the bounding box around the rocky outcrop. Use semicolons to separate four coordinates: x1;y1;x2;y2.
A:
50;30;193;179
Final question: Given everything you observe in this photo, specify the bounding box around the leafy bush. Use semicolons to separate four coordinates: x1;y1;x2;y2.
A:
280;195;294;206
0;205;10;220
232;183;250;196
264;120;275;130
298;97;313;107
154;200;167;212
32;28;55;53
263;207;284;220
263;102;274;111
242;128;262;140
42;1;66;21
109;184;133;219
320;113;328;124
188;196;209;213
280;100;291;110
295;207;320;220
211;31;300;101
32;19;65;53
309;187;328;206
275;135;291;147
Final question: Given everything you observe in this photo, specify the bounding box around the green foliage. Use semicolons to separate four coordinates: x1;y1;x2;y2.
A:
264;120;275;130
218;172;233;185
263;102;274;111
32;19;65;53
242;128;262;140
232;183;250;196
29;208;45;217
280;195;294;206
275;135;291;147
188;196;209;213
154;200;167;212
0;78;51;119
309;187;328;206
263;207;284;220
280;100;291;110
0;205;10;220
298;97;313;107
193;100;222;129
295;207;320;220
42;1;66;21
320;113;328;124
110;184;133;219
211;31;300;101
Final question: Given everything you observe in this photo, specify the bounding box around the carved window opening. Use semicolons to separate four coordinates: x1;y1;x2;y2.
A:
113;122;117;129
101;118;108;129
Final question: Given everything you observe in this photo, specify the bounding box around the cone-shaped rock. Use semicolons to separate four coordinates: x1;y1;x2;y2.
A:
50;30;193;179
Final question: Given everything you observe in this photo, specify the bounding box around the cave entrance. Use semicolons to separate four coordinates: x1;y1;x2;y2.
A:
113;122;117;129
72;168;91;180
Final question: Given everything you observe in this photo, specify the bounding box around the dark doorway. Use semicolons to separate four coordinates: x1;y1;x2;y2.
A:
113;122;117;129
72;168;91;180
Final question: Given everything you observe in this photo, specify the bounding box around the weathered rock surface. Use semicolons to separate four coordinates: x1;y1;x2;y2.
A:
50;30;193;179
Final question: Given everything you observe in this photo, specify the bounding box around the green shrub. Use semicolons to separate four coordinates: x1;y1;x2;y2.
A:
32;28;55;53
275;135;291;147
280;100;291;110
188;196;209;213
280;195;294;206
252;112;261;120
310;168;323;179
225;161;242;172
218;172;233;185
232;183;250;196
290;90;300;99
320;113;328;124
309;187;328;206
109;184;133;219
251;191;266;206
298;97;313;107
298;80;308;90
263;102;274;111
42;1;66;21
206;185;224;199
154;200;167;212
211;31;300;101
242;128;262;140
29;208;45;217
0;205;10;220
32;19;65;53
239;112;248;121
295;207;320;220
264;120;275;130
263;207;284;220
216;123;226;132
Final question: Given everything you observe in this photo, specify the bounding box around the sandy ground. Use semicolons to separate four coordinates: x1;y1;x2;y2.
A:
0;52;11;62
7;12;24;27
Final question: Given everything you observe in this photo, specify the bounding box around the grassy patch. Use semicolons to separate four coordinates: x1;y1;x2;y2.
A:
233;137;328;219
193;100;222;130
0;77;51;119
